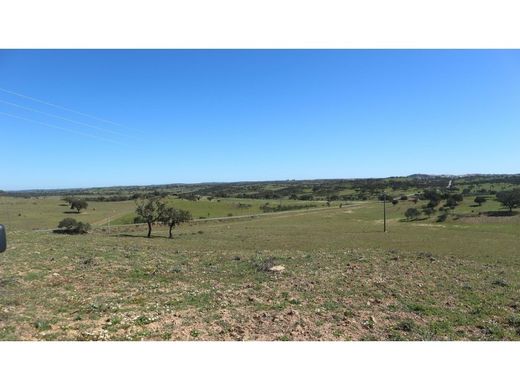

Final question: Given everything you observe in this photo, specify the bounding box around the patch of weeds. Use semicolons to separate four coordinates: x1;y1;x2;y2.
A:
387;331;406;341
362;317;376;329
507;315;520;328
395;319;415;332
25;272;41;281
277;335;292;341
323;300;341;311
478;324;505;339
0;326;17;340
190;329;200;338
492;279;509;287
107;316;122;327
80;257;96;267
88;302;109;313
172;292;214;310
129;268;150;281
469;305;490;316
428;320;452;336
135;315;155;326
252;256;276;272
169;265;183;274
406;303;434;315
161;332;172;340
33;320;52;331
289;298;301;305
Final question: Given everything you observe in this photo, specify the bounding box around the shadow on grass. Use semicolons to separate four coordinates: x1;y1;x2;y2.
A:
115;233;173;239
483;210;518;217
399;217;431;222
63;211;81;214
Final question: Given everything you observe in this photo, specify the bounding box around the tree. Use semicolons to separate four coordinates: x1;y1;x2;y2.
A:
451;193;464;202
135;198;163;238
496;189;520;212
159;207;192;239
422;207;435;218
55;218;90;234
474;196;487;206
445;197;458;209
422;189;442;202
71;199;88;213
426;199;439;209
405;208;421;221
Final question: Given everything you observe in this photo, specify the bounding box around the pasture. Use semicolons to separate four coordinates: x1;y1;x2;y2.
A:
1;194;519;340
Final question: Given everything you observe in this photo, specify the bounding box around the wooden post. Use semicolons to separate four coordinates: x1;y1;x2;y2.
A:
383;192;387;233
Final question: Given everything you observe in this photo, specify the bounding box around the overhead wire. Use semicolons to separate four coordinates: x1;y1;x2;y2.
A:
0;98;136;139
0;86;147;135
0;111;126;146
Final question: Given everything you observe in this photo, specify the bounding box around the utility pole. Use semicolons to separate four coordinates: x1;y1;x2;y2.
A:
383;192;387;233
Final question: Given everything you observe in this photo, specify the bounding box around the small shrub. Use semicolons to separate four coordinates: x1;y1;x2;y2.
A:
34;320;51;331
396;319;415;332
404;208;420;221
55;218;90;234
492;279;509;287
252;256;276;272
135;315;154;326
507;315;520;328
436;213;448;223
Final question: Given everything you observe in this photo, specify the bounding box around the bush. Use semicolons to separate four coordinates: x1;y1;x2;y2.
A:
436;213;448;223
404;208;420;221
55;218;90;234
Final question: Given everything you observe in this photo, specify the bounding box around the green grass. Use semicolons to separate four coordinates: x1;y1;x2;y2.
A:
110;196;330;225
0;196;137;231
1;195;519;340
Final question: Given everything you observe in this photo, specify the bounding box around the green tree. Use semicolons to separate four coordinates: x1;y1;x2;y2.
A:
445;197;458;209
422;207;435;218
71;199;88;213
496;189;520;212
159;207;192;239
135;198;164;238
474;196;487;206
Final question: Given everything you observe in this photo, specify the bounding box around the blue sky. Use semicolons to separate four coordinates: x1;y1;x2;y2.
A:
1;50;519;190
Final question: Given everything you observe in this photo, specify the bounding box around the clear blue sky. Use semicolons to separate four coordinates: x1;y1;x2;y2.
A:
1;50;519;190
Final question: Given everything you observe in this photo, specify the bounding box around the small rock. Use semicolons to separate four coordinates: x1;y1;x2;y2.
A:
269;265;285;272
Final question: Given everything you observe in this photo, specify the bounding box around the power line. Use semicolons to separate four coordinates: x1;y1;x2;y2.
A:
0;111;125;146
0;86;146;135
0;98;135;139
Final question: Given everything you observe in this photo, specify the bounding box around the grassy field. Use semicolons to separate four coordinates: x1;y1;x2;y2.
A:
111;197;330;225
1;195;519;340
0;196;137;231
